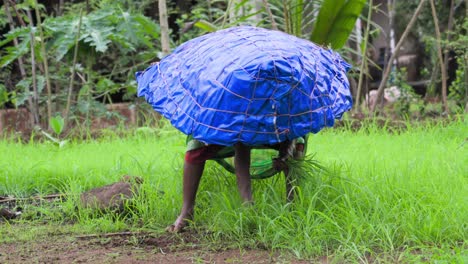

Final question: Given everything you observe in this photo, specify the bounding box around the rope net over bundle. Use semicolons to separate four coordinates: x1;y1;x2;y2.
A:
136;26;353;146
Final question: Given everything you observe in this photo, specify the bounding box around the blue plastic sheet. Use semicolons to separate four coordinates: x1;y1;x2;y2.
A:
136;26;352;146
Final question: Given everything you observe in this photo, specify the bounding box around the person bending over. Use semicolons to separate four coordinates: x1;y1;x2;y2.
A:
166;138;304;233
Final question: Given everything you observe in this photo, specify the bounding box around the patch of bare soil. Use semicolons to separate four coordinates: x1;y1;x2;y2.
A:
0;231;310;264
1;189;311;263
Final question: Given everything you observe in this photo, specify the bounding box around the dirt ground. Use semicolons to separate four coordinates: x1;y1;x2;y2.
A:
0;190;314;264
0;231;313;264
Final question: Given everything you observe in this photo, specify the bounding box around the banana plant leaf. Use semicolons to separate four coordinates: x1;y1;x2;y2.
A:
136;26;352;146
310;0;367;49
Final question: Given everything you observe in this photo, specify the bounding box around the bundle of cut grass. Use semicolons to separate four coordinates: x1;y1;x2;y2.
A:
286;154;329;183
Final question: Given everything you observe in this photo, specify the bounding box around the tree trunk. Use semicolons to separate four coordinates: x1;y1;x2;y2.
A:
379;0;396;110
26;9;40;126
262;0;278;30
355;0;373;113
159;0;171;56
58;0;64;15
229;0;237;24
443;0;455;69
33;0;53;126
443;0;455;104
64;9;83;127
388;0;396;64
253;0;263;23
370;0;427;113
3;0;38;125
429;0;448;113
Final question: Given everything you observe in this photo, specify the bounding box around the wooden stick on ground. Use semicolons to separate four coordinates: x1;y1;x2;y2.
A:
75;231;149;239
0;194;66;204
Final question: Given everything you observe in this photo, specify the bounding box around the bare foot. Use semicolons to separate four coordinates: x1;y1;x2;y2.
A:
165;214;192;233
165;224;182;233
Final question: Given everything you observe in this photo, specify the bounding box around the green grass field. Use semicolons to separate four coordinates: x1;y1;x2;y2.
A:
1;119;467;262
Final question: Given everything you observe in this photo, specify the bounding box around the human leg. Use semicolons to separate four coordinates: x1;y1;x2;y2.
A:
166;161;205;232
271;139;305;202
167;144;224;232
287;139;306;201
234;143;252;202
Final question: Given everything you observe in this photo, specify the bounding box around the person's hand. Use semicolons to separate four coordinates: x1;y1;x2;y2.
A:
272;157;288;171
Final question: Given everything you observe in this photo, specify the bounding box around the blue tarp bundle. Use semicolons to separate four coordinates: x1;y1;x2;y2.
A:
136;26;352;146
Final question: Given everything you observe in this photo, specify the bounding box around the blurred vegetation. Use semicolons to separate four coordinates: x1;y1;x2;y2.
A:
394;0;467;103
0;0;466;134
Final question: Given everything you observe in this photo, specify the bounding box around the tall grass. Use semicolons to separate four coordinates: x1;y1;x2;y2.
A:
0;119;466;261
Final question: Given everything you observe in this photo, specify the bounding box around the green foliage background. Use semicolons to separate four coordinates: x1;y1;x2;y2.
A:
0;0;466;127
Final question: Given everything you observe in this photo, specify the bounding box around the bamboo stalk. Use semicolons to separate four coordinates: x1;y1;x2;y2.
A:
33;0;53;125
355;0;373;113
222;0;233;27
370;0;427;113
158;0;171;56
3;0;39;125
283;2;290;34
58;0;64;16
26;9;40;125
465;0;468;113
380;0;396;110
262;0;278;30
443;0;455;110
294;0;304;36
429;0;448;113
427;60;440;98
443;0;455;79
207;0;213;21
64;9;83;127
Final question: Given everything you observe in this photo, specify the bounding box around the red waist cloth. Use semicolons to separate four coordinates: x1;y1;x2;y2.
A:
185;145;225;164
185;143;304;164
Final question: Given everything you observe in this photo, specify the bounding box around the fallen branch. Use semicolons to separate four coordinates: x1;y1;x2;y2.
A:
0;194;66;204
75;231;150;239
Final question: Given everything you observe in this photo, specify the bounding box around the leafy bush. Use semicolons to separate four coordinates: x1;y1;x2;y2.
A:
0;1;161;126
447;17;468;107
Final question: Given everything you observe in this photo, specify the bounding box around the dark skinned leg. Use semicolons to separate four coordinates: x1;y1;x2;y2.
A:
234;143;252;202
274;140;298;202
283;167;294;202
166;161;205;232
284;140;305;202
